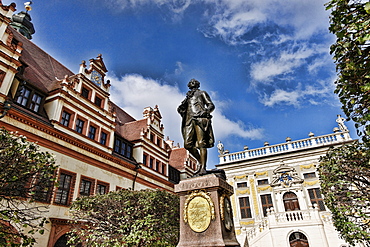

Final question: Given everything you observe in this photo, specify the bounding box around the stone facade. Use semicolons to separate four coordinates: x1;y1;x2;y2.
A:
0;2;186;246
217;122;359;247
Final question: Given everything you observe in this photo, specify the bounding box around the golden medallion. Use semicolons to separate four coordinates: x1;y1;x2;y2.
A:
184;190;215;233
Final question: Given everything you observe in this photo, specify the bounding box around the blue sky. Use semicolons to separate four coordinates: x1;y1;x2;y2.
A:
6;0;356;167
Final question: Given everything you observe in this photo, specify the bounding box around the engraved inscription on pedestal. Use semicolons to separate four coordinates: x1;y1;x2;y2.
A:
184;190;215;233
176;174;241;247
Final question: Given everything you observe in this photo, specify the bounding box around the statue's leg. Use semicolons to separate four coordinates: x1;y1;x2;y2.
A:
198;147;207;174
193;124;207;175
184;121;200;162
186;146;200;163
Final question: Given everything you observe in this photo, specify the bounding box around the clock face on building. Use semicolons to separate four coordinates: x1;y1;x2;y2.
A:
91;70;102;86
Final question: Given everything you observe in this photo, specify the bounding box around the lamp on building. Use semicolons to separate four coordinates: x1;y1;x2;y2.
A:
131;163;142;190
0;100;12;119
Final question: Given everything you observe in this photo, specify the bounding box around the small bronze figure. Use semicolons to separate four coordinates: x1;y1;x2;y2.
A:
178;79;215;176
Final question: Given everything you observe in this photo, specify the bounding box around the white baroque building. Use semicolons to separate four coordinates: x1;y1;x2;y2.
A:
216;117;359;247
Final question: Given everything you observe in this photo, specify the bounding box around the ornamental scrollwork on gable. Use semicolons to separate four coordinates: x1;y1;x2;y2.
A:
270;161;303;188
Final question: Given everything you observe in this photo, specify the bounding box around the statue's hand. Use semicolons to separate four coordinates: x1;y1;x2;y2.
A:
197;110;209;118
177;105;186;116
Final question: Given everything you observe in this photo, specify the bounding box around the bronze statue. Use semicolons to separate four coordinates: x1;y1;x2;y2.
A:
177;79;215;176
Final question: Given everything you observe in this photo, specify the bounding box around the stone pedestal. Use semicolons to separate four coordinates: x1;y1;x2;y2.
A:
175;173;240;247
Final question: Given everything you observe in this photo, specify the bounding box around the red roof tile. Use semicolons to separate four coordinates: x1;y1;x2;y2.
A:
169;148;187;170
111;102;136;125
11;27;74;93
118;119;147;141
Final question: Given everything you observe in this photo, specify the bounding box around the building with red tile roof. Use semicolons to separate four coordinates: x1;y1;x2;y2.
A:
0;2;194;246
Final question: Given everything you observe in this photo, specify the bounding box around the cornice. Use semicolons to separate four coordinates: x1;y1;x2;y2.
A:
2;109;174;191
0;51;21;72
0;3;16;13
45;91;115;126
0;37;22;58
217;141;355;170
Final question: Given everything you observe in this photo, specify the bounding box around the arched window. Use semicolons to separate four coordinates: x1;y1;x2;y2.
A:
283;192;300;211
54;234;68;247
289;231;309;247
54;234;81;247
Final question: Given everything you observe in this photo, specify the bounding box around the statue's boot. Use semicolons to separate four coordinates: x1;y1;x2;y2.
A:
193;164;207;177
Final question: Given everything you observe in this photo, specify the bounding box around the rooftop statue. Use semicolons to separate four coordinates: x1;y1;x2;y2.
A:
217;140;224;155
336;114;348;131
178;79;215;176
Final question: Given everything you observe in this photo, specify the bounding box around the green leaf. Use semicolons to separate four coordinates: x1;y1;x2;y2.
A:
68;189;180;247
365;2;370;14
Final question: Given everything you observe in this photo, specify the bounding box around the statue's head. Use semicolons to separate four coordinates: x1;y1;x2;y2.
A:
188;79;200;89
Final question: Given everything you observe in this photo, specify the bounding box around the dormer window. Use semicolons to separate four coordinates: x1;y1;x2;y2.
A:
81;87;90;99
156;137;162;147
100;132;108;145
114;136;133;159
88;125;97;140
61;111;71;127
29;93;42;112
75;119;85;134
94;95;102;107
16;87;31;105
150;133;155;143
15;85;45;114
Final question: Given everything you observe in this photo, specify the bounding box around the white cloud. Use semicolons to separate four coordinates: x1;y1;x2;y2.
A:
174;61;184;75
261;89;300;107
106;0;328;45
201;0;329;45
251;58;299;83
105;0;193;14
308;56;331;74
104;0;335;110
212;111;264;140
266;0;329;40
260;81;335;107
109;73;264;145
167;0;192;13
250;45;316;83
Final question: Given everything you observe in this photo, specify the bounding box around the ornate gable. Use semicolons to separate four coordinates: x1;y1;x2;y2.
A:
143;105;164;133
79;54;110;91
270;161;303;188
